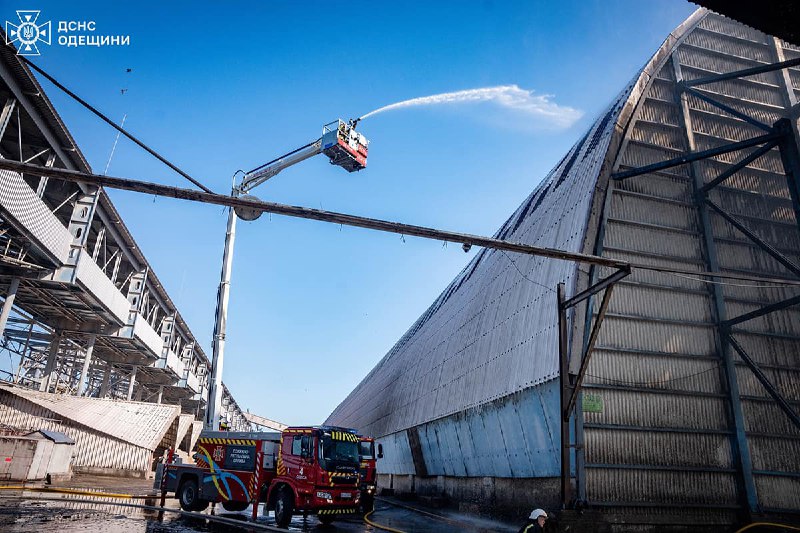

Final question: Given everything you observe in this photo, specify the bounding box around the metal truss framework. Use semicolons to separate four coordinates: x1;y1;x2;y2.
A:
0;51;251;432
583;55;800;514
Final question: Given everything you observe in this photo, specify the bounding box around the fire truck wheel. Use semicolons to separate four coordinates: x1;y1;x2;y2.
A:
361;494;375;513
319;514;336;525
221;501;249;512
178;478;200;512
192;499;209;512
274;487;294;528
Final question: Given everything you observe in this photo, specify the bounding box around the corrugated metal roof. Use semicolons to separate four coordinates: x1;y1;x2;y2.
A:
0;384;178;450
26;429;75;444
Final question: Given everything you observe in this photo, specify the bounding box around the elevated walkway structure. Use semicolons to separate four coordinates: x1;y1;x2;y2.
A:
0;33;248;440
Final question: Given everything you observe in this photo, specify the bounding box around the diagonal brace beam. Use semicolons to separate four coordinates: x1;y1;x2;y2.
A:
561;267;630;309
683;86;773;132
565;282;616;416
726;333;800;431
612;132;781;181
699;141;779;194
704;199;800;279
684;57;800;87
723;294;800;328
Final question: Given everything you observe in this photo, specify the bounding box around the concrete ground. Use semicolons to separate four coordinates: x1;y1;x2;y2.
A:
0;475;519;532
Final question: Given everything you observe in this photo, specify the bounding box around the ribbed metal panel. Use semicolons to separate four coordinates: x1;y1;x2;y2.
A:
585;350;722;394
742;400;800;436
749;436;800;472
597;317;716;354
583;388;728;430
616;172;693;202
754;476;800;510
585;428;732;468
611;192;698;231
587;467;738;505
374;381;561;478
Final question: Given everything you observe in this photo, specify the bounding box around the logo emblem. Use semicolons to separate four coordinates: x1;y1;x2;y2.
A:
212;445;224;462
5;11;51;56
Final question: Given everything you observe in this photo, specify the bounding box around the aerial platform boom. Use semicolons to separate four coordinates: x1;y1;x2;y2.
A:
206;119;370;432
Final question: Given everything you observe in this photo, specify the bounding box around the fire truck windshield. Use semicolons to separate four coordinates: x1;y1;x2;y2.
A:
359;440;375;460
318;436;359;471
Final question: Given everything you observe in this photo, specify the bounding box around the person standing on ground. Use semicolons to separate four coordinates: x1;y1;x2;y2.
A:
518;508;548;532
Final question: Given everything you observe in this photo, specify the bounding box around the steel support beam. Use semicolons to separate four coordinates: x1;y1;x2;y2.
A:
560;267;629;309
565;283;616;416
0;98;17;142
39;330;61;392
698;141;779;194
78;334;96;396
0;278;21;335
126;365;137;401
682;86;773;132
557;283;572;509
704;199;800;278
775;118;800;233
726;334;800;430
612;132;781;181
672;54;759;515
724;294;800;328
683;57;800;87
98;363;111;398
0;159;631;270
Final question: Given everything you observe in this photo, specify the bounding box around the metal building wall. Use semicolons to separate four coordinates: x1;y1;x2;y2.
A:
328;7;799;518
582;11;800;515
327;80;641;474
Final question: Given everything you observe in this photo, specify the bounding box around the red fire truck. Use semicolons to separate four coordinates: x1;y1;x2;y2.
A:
358;436;383;512
157;426;361;526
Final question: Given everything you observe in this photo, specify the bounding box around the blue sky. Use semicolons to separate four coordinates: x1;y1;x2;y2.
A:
9;0;695;425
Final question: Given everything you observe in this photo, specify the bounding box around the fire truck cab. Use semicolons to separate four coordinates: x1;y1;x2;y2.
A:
358;435;383;512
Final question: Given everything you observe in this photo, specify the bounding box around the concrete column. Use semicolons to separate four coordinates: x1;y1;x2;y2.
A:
0;277;20;334
135;386;144;402
99;363;111;397
156;385;163;404
39;331;61;392
78;334;96;396
126;365;137;400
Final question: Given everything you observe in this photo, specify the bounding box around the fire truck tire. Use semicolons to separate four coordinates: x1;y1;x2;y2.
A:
361;494;375;513
193;499;209;512
221;501;249;512
274;487;294;528
319;514;336;525
178;478;201;512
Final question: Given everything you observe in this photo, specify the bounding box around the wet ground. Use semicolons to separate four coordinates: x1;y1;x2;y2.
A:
0;475;517;532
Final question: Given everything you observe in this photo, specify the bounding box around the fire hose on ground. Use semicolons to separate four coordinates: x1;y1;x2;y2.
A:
0;485;410;532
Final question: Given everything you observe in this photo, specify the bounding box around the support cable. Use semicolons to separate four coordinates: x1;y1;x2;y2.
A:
19;57;214;194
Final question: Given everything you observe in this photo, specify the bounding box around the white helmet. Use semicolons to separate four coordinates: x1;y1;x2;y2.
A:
529;508;548;520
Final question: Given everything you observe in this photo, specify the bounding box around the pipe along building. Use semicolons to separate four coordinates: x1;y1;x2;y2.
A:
327;9;800;525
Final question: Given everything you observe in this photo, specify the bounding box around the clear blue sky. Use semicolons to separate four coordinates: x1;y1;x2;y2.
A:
13;1;695;425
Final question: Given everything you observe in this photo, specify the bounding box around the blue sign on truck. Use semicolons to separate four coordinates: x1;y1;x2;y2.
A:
224;445;256;471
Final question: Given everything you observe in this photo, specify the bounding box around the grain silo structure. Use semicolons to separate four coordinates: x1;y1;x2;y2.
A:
326;9;800;526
